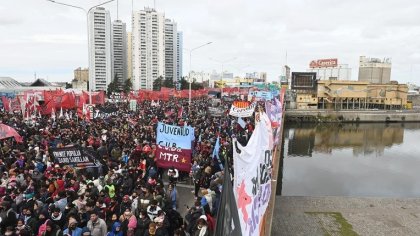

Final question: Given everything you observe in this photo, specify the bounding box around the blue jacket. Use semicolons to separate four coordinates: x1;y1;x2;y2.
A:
63;227;83;236
107;222;123;236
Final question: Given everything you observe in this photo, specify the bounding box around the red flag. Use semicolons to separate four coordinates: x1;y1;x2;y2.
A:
177;106;183;119
61;92;76;109
83;91;105;105
0;124;23;143
1;97;10;112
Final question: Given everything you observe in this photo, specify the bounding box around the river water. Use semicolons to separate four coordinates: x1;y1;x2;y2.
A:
278;123;420;197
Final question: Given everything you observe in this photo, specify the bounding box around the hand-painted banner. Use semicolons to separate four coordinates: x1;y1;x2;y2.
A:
156;122;194;149
51;146;100;168
155;145;192;172
208;107;224;117
93;106;118;119
249;91;273;100
229;102;256;118
233;112;273;236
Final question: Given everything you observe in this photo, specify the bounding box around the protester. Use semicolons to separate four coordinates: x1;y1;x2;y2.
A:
0;94;263;236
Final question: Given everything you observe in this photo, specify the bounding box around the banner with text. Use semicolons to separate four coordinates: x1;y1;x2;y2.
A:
51;146;100;168
156;122;194;149
233;112;273;236
249;91;273;101
229;102;256;117
155;145;192;172
93;106;118;119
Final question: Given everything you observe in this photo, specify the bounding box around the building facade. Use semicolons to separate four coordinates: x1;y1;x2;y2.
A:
177;32;183;81
88;7;112;91
358;56;392;84
245;72;267;83
127;31;132;80
293;80;408;110
307;61;352;81
165;19;178;83
112;20;128;89
132;7;165;90
74;67;89;82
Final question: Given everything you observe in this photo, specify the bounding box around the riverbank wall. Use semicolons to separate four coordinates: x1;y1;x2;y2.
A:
272;196;420;236
286;110;420;123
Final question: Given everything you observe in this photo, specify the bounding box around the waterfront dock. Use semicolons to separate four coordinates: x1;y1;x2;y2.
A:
286;110;420;123
272;196;420;236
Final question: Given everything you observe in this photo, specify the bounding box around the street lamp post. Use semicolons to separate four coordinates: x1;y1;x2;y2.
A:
46;0;116;104
188;42;212;109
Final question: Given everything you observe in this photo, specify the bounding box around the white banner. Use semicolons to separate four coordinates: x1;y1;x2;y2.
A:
233;112;273;236
229;102;256;117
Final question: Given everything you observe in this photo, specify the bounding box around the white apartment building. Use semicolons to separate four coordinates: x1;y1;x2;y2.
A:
88;7;112;91
132;7;165;90
165;19;178;83
177;32;183;81
188;71;211;83
127;31;132;80
112;20;127;89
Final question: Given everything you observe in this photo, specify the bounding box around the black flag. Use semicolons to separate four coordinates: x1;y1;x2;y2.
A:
214;162;242;236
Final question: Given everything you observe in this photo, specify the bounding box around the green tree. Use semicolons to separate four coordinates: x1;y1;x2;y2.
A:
123;79;133;93
180;77;189;90
163;77;174;88
153;76;163;91
191;79;204;90
107;74;118;96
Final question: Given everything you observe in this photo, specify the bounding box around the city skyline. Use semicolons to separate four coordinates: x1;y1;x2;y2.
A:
0;0;419;84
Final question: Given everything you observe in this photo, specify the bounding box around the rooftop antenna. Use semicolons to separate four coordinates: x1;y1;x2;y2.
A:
154;0;156;9
131;0;133;13
117;0;119;20
34;72;37;80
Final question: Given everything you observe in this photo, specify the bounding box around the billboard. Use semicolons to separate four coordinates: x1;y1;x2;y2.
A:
309;58;338;68
291;72;317;90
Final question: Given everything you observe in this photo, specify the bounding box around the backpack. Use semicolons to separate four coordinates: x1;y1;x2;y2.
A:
38;220;49;236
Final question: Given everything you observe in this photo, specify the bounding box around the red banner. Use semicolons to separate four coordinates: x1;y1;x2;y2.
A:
83;91;105;105
155;145;192;172
0;124;23;143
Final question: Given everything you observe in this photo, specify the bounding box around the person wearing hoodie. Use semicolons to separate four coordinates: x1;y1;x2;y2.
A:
63;217;83;236
106;222;122;236
119;209;136;236
50;207;66;229
54;191;67;213
42;220;63;236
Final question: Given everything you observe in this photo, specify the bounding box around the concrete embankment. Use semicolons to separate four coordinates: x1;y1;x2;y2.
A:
272;196;420;236
286;110;420;123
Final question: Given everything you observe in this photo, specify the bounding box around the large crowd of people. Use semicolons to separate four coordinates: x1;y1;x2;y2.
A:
0;97;256;236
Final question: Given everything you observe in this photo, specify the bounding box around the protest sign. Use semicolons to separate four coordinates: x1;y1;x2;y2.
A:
51;146;100;168
229;102;256;117
233;112;273;236
93;106;118;119
208;107;224;117
156;122;194;149
155;145;192;172
249;91;273;101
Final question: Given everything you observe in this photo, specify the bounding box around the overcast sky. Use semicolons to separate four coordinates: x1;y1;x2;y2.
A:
1;0;420;84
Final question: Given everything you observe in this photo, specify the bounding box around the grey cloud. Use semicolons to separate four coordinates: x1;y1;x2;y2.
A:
0;17;23;26
0;0;420;83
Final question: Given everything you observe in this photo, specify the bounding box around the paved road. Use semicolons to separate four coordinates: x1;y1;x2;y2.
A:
272;196;420;236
